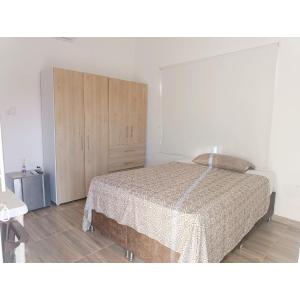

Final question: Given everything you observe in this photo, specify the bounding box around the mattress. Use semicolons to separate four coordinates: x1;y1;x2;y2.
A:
246;169;275;194
83;162;270;262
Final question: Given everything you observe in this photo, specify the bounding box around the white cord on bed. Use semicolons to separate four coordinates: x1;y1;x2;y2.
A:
170;153;214;262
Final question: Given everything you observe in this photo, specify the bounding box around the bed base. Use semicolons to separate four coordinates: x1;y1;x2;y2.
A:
91;192;275;263
235;191;275;250
91;211;180;262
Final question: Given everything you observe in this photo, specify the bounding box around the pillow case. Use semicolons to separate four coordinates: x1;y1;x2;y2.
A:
192;153;255;173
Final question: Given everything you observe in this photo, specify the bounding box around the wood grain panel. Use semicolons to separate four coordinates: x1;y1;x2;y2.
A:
108;156;145;172
109;78;130;147
127;226;180;263
128;82;147;145
92;212;180;263
108;145;145;159
84;73;109;192
54;68;85;204
92;211;127;248
108;78;147;173
109;78;147;147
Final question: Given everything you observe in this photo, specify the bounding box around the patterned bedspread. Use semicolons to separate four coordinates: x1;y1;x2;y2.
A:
82;162;270;262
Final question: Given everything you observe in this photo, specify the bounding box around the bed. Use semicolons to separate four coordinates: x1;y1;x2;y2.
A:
82;161;274;263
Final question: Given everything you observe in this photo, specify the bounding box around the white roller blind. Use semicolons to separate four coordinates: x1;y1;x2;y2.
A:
161;44;278;168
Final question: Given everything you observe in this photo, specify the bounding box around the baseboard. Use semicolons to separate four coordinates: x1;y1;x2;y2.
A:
272;214;300;227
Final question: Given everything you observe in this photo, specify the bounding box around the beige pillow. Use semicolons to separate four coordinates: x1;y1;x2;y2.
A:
192;153;255;173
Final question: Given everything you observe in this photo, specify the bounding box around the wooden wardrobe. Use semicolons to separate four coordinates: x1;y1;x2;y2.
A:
41;67;147;205
108;78;147;172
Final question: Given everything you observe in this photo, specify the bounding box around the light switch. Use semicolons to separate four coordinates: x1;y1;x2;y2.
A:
6;106;16;116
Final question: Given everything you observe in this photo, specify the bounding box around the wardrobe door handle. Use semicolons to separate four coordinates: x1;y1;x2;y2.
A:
131;126;133;137
124;149;134;153
126;126;129;138
87;135;90;150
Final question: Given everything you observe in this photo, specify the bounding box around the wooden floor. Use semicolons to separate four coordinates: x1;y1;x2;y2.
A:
24;199;300;263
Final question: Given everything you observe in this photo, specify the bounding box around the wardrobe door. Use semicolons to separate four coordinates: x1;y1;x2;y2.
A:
109;78;130;147
84;74;109;192
128;82;147;145
108;79;147;173
54;68;85;204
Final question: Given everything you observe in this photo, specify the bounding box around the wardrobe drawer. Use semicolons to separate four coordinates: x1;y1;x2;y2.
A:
109;145;145;158
108;156;145;172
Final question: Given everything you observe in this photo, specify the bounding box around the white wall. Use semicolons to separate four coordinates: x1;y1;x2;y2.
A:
134;37;300;222
0;37;136;172
160;44;278;169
